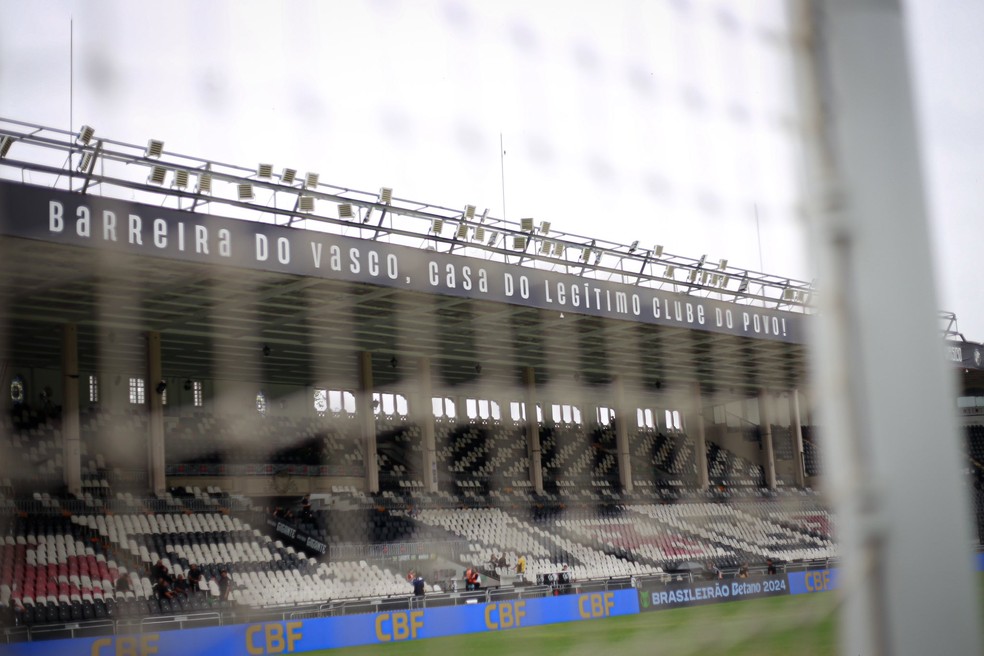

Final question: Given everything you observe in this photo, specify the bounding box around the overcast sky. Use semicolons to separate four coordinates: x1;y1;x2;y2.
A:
1;0;982;339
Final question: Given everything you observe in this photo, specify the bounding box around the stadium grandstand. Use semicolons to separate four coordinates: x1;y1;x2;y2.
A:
0;118;981;649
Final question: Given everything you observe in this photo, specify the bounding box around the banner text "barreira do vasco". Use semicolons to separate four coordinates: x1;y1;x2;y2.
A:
0;180;806;343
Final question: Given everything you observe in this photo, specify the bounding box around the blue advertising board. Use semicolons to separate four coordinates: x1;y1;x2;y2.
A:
0;589;639;656
786;568;839;595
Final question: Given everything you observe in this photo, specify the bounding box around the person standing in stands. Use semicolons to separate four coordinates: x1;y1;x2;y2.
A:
516;554;526;577
467;567;480;591
464;567;474;591
412;572;426;597
767;558;777;575
217;570;232;602
188;564;202;595
151;559;169;583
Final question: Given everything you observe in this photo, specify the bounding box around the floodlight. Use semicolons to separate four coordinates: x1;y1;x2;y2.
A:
197;171;213;194
582;247;592;262
540;240;552;254
379;187;393;204
721;275;731;288
697;254;707;268
464;204;476;220
456;223;468;239
654;244;664;258
782;288;795;301
629;240;639;253
0;135;12;159
593;251;602;265
304;172;319;188
338;203;354;219
688;269;698;282
553;242;565;257
257;163;273;178
145;139;164;158
539;220;551;234
298;196;316;212
474;226;486;242
664;265;675;278
173;169;190;189
700;271;708;284
238;183;254;201
737;276;749;293
520;218;534;232
431;218;444;234
718;258;728;270
77;125;95;145
487;231;498;246
77;151;95;173
512;236;527;250
148;165;167;185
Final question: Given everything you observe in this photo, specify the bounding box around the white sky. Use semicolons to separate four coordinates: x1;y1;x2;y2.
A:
1;0;981;339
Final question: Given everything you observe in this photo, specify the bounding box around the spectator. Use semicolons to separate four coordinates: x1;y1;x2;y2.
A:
559;565;573;595
412;573;426;597
464;568;474;591
173;574;190;598
767;558;777;575
516;554;527;576
467;567;480;591
154;577;175;601
188;564;203;593
218;570;233;602
115;573;131;594
497;554;507;569
151;559;169;583
738;564;749;579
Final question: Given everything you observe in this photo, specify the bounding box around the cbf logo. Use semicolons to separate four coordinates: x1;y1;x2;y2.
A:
639;590;650;609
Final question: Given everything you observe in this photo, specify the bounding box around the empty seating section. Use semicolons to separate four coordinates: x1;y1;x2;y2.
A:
705;443;766;488
630;429;698;488
376;419;423;491
166;414;365;474
802;426;822;477
629;502;835;564
436;420;529;497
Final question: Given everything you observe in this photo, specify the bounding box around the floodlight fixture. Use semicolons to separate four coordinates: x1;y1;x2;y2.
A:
654;244;664;258
553;242;565;257
0;135;12;159
474;226;486;242
464;204;476;220
379;187;393;204
593;250;603;265
281;168;297;185
721;275;731;288
486;231;498;246
304;172;319;189
582;247;592;262
173;169;190;189
540;240;552;254
77;125;95;146
512;235;527;250
688;269;698;282
338;203;354;219
237;183;254;201
520;217;534;232
539;220;551;234
77;151;95;173
148;165;167;185
697;254;707;268
197;171;213;194
456;223;468;239
298;195;316;212
664;265;676;278
431;218;444;234
718;258;728;270
629;240;639;253
257;163;273;179
145;139;164;158
782;288;795;301
737;275;749;293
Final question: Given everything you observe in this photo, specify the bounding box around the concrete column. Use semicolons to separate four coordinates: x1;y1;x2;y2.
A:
359;351;379;493
61;324;82;497
790;389;807;488
692;383;710;490
757;390;777;490
417;357;438;493
522;366;543;495
146;331;166;496
612;377;633;493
